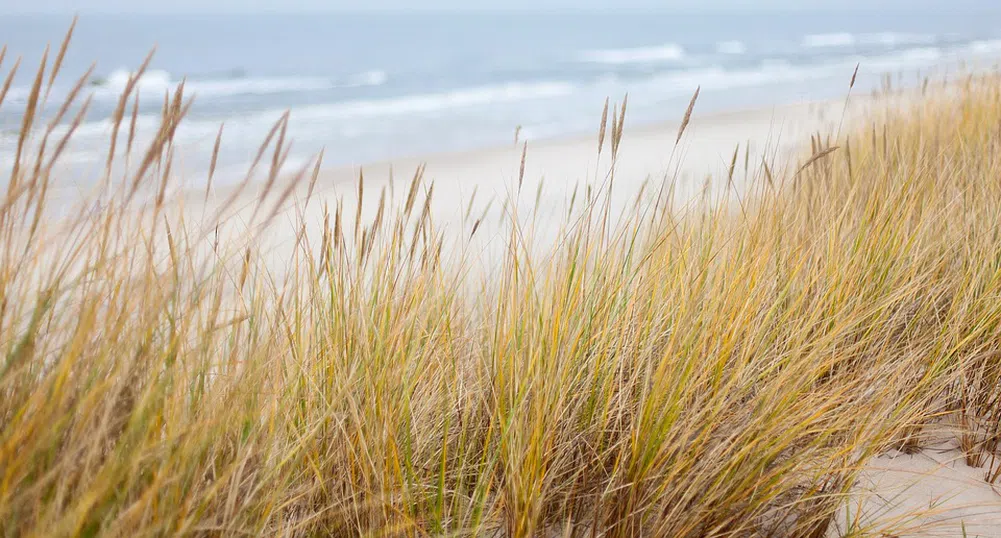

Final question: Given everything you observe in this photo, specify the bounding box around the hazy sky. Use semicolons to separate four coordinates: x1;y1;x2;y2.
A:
2;0;987;14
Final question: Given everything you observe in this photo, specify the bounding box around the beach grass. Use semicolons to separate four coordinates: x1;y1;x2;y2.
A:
2;30;1001;537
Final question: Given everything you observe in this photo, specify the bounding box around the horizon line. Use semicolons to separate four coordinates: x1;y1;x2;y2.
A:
2;5;987;17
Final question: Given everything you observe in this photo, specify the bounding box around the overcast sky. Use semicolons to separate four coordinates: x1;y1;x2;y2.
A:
1;0;988;14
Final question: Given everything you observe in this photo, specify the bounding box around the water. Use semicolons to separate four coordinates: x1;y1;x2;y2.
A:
1;9;999;182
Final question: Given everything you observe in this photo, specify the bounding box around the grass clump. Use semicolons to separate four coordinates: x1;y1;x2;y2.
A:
3;30;1001;537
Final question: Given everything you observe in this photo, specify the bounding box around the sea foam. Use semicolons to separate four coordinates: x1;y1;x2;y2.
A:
578;44;686;65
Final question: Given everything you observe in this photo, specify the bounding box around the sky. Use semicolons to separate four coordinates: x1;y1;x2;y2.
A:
1;0;988;14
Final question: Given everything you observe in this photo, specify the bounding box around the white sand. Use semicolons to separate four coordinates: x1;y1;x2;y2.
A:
832;435;1001;537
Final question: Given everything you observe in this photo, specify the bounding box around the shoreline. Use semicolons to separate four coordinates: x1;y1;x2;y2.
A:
178;93;875;268
318;96;848;180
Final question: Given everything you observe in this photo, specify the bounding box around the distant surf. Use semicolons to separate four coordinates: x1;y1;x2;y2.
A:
256;80;577;121
578;44;687;65
53;79;577;142
83;68;389;101
2;9;999;173
801;32;937;49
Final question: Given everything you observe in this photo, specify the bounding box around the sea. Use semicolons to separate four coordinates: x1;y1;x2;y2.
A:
1;8;1000;183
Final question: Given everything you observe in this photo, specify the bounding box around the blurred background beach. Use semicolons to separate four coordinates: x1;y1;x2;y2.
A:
1;6;999;184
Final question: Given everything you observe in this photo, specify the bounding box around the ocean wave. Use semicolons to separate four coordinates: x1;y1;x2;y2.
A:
647;45;950;95
865;32;937;47
578;44;686;65
802;33;857;48
802;32;937;49
969;40;1001;55
100;68;173;94
0;69;169;103
648;63;814;95
286;81;575;121
717;41;747;55
189;77;336;98
60;80;575;144
591;61;819;97
87;68;387;100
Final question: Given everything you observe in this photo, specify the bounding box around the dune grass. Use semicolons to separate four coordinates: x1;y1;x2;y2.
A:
3;30;1001;537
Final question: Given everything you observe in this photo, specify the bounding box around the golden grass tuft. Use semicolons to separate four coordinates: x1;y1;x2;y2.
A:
2;30;1001;538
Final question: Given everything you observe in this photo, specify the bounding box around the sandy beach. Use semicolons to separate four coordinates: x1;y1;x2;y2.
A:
837;437;1001;537
184;96;864;275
